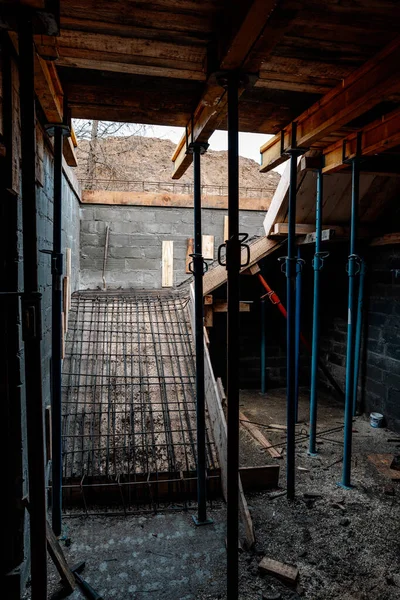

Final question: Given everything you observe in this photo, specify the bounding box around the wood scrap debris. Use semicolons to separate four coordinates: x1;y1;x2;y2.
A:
240;412;282;459
368;454;400;480
258;557;299;584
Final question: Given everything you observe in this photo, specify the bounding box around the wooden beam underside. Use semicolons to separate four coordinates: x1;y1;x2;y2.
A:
263;160;400;239
171;0;290;179
81;190;272;211
322;107;400;174
260;36;400;173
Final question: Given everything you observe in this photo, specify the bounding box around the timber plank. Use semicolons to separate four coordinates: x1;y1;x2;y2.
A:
202;235;214;260
239;465;279;491
368;454;400;481
185;238;194;274
81;190;272;212
370;233;400;246
46;522;76;593
162;241;173;287
223;215;229;241
260;37;400;172
258;557;299;584
239;412;282;459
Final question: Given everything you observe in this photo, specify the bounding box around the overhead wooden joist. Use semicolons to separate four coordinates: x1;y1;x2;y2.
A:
171;0;286;179
260;36;400;173
322;107;400;174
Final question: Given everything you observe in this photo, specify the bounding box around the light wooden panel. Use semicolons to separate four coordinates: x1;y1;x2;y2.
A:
202;234;214;259
223;215;229;241
162;240;173;287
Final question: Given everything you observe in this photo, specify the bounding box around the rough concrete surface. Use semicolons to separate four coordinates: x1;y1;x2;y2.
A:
24;389;400;600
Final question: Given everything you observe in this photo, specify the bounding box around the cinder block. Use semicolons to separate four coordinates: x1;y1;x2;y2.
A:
110;233;135;248
125;258;160;271
109;246;142;259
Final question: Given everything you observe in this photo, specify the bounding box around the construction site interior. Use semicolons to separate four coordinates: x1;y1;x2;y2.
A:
2;2;400;600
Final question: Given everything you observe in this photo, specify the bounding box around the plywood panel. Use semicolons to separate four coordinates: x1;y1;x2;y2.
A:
223;215;229;241
202;234;214;260
162;240;173;287
185;238;194;274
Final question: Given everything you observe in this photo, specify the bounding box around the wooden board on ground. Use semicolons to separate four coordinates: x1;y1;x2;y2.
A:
162;240;174;287
46;521;76;593
258;557;299;584
367;454;400;480
240;412;282;459
239;465;279;491
202;235;214;260
185;238;194;274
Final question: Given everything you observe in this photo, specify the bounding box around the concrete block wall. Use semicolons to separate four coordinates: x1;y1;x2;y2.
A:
7;125;80;592
319;245;400;432
35;149;81;409
79;204;266;289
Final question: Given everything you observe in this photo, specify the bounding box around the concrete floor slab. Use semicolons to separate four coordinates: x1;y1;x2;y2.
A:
49;510;227;600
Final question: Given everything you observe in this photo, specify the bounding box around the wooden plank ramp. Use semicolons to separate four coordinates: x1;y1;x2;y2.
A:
203;236;280;295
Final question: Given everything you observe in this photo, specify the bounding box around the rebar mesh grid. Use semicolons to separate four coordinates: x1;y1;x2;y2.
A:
60;291;219;511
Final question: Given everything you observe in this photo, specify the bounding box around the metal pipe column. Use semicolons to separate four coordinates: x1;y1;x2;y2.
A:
261;298;266;394
340;141;361;489
191;142;212;526
51;125;64;536
295;246;302;422
353;259;366;416
285;139;301;500
309;169;324;456
18;13;47;599
226;72;241;600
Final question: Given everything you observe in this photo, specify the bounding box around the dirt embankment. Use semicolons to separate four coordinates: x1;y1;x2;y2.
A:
76;135;280;195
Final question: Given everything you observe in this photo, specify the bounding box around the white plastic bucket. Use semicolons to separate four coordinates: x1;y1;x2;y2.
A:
370;412;383;428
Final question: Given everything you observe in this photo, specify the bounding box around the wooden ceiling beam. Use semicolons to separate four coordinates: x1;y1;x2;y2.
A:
260;36;400;173
322;107;400;174
56;55;206;82
171;0;286;179
34;53;63;122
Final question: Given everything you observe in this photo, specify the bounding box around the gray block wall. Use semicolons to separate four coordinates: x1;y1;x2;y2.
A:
10;133;80;591
80;205;266;289
35;154;81;410
319;245;400;432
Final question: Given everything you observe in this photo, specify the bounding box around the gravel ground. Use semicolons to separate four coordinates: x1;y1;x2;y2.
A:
25;387;400;599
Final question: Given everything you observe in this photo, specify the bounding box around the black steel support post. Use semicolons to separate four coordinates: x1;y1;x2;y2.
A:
226;72;241;600
284;126;303;501
190;141;212;526
51;124;64;536
340;135;362;489
18;13;47;599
